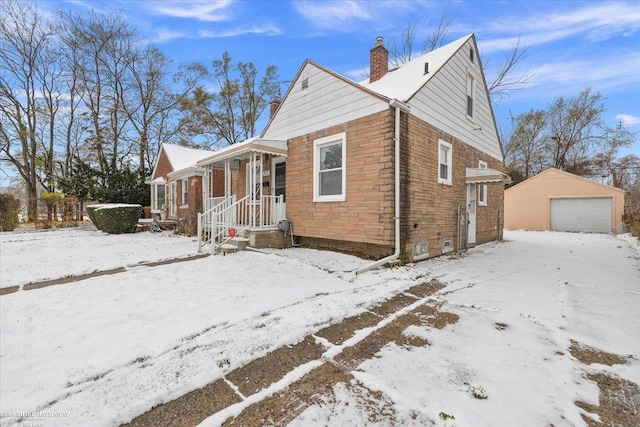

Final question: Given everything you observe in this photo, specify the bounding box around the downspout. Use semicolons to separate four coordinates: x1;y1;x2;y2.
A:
356;99;410;275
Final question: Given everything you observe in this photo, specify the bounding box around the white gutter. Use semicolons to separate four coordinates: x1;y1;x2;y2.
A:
356;99;410;275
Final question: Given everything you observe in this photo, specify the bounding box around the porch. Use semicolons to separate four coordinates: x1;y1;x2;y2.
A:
196;138;288;253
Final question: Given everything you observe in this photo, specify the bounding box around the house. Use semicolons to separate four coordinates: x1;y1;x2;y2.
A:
147;144;223;234
197;34;509;266
504;168;625;233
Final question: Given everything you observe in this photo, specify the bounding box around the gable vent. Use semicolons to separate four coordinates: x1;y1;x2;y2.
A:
301;78;309;90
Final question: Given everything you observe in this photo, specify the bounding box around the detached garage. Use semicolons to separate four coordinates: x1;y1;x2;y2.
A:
505;168;625;233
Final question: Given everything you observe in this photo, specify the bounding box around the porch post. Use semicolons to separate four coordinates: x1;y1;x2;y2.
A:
224;159;231;198
203;167;209;211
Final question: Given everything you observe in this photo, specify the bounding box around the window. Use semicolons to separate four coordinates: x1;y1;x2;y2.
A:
314;132;346;202
170;181;177;217
478;160;488;206
466;72;475;118
182;179;189;206
438;140;452;185
152;184;166;210
470;47;475;63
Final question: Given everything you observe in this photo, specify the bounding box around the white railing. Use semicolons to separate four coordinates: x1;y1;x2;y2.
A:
205;196;227;212
197;195;236;251
197;194;286;252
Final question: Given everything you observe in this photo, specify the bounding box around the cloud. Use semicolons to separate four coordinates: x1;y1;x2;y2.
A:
292;0;371;29
197;23;283;38
479;1;640;53
145;0;233;22
489;50;640;103
616;114;640;127
151;28;190;43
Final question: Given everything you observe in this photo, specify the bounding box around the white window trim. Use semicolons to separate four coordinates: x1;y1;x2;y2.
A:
181;178;189;207
170;181;177;217
151;182;166;211
313;132;346;202
478;160;488;206
466;70;475;119
438;140;453;186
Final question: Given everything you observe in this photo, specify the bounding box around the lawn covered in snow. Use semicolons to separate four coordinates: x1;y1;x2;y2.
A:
0;228;200;288
1;229;639;427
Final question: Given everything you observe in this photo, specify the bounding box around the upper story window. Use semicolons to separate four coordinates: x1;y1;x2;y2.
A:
470;47;475;63
466;72;475;118
478;160;488;206
438;140;453;186
314;132;346;202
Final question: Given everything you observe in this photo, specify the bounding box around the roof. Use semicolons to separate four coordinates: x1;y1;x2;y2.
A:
506;168;626;194
358;34;472;102
197;138;287;166
161;144;216;172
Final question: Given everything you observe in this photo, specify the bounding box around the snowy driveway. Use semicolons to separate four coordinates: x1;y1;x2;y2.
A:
0;230;639;426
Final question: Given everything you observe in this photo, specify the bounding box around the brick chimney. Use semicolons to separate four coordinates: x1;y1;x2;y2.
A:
369;36;388;83
269;96;281;118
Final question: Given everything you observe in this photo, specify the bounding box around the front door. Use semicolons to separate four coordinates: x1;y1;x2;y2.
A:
467;184;476;245
272;157;286;220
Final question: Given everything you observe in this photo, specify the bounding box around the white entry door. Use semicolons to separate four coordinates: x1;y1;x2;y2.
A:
272;157;286;219
467;184;476;245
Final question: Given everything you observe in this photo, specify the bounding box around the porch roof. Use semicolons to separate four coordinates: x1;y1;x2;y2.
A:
197;137;287;166
466;167;512;185
145;176;166;185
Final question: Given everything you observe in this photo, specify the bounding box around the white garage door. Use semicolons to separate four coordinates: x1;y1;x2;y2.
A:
550;198;612;233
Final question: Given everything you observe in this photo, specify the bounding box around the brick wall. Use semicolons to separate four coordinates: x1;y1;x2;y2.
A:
285;110;396;254
152;150;173;180
401;115;505;260
175;176;203;236
284;109;505;261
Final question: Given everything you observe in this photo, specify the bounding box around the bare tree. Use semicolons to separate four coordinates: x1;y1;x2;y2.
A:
484;38;536;102
504;110;547;179
123;46;206;174
182;52;280;146
0;0;59;221
546;88;633;172
504;88;636;183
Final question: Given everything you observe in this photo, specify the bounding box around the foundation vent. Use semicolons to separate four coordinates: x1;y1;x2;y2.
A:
441;237;454;254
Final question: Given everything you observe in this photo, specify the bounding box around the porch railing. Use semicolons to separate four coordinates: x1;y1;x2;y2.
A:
197;194;285;252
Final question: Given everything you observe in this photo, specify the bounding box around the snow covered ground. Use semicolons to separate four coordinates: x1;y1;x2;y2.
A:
0;229;638;426
0;228;200;288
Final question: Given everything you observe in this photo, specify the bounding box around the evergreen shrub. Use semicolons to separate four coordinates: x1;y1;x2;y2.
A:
86;204;106;230
0;193;20;231
93;204;142;234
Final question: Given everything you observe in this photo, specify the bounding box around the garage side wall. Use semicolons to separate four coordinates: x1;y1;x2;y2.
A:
504;168;624;231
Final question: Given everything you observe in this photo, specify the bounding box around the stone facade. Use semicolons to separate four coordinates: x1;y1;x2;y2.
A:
284;108;505;261
285;110;396;258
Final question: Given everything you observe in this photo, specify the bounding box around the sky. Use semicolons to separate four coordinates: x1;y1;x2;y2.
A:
44;0;640;157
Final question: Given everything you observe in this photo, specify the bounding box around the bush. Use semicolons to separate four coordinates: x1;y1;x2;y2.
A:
0;193;20;231
86;204;107;230
93;204;142;234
